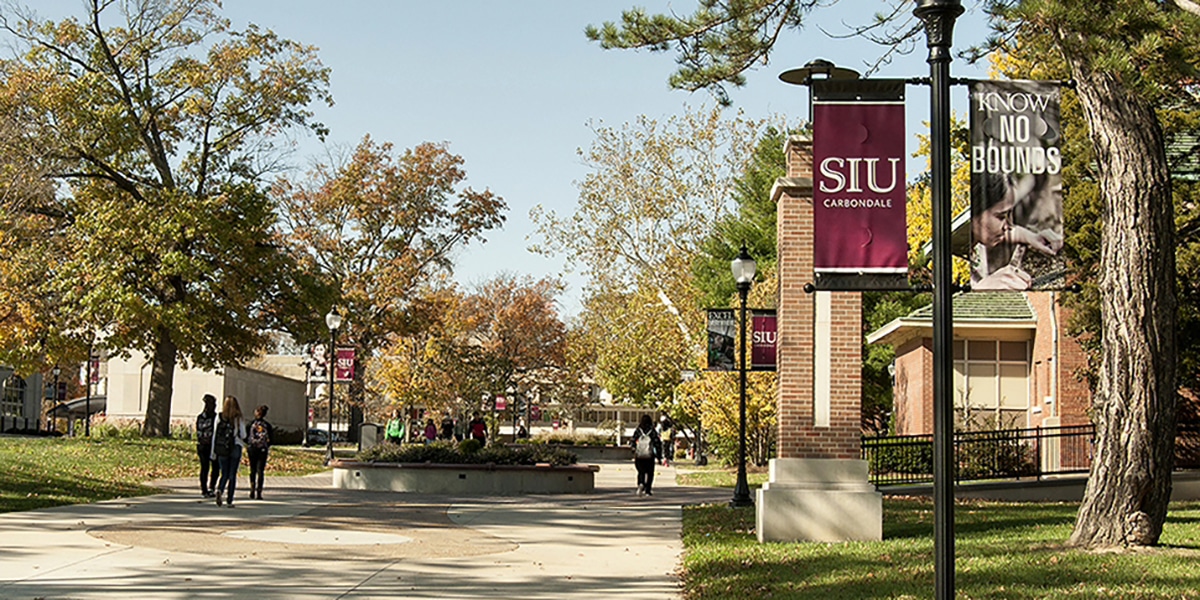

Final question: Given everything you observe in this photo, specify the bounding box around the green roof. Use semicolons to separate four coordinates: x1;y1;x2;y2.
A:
906;292;1034;321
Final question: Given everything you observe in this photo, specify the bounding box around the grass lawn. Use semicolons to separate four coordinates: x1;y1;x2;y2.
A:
677;463;770;489
0;436;328;513
681;497;1200;599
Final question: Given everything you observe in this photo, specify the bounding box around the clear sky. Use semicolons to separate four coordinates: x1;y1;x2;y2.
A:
29;1;995;316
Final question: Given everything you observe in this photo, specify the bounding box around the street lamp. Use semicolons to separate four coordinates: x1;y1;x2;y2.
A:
730;245;756;508
50;365;61;433
914;2;964;598
324;308;344;465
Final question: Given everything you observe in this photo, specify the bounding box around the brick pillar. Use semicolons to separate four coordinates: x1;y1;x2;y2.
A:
758;135;880;543
772;135;862;460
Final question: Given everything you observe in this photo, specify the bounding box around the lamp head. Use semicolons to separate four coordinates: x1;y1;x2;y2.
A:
325;308;343;331
52;365;61;377
731;245;757;287
779;58;861;86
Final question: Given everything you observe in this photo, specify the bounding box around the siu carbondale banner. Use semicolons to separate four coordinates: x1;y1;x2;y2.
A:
969;80;1065;290
812;79;908;290
750;310;777;372
334;347;356;382
706;309;736;372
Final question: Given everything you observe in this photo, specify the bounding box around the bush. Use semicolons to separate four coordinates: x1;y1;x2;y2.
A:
521;432;614;446
458;438;483;454
355;440;577;467
867;441;934;476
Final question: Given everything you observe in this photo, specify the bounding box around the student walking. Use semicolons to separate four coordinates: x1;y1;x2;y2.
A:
631;414;662;496
195;394;220;498
246;405;274;500
423;418;438;444
468;413;488;445
210;395;247;508
385;409;405;444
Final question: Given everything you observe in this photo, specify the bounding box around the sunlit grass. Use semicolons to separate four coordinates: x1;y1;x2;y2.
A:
0;436;327;513
681;497;1200;599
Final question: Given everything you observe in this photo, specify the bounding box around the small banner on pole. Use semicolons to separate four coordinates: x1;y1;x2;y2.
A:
334;347;356;382
750;310;777;372
968;80;1065;290
706;309;736;372
812;78;909;290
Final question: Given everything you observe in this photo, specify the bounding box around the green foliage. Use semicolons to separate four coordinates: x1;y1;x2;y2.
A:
356;440;577;467
522;432;616;446
866;442;934;477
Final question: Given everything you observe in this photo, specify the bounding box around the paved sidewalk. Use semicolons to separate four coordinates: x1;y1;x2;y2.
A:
0;461;726;599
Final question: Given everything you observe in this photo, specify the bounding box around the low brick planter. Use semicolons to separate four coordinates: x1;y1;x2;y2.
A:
331;460;600;495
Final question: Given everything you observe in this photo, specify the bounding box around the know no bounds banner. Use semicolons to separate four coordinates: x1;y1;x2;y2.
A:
706;309;736;372
969;80;1065;290
812;79;908;290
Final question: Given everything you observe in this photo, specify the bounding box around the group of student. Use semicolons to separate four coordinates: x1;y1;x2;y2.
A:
384;410;490;445
196;394;274;507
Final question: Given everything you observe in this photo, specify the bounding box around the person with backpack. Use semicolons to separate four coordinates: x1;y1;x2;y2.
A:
246;405;274;500
439;415;455;441
385;409;405;444
195;394;220;498
423;418;438;444
631;414;662;496
209;395;247;508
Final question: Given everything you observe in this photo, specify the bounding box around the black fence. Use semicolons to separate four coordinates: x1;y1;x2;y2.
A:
862;424;1095;486
863;422;1200;487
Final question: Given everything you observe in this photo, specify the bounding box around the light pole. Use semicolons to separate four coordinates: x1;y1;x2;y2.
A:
730;245;756;508
324;308;343;465
914;2;963;598
50;365;60;433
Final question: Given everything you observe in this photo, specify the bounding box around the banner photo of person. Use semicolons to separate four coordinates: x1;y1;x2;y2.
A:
750;310;777;372
811;78;908;290
968;80;1065;290
707;309;736;372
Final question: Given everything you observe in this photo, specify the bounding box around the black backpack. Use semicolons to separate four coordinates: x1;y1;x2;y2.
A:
213;417;235;457
249;419;271;450
196;412;215;446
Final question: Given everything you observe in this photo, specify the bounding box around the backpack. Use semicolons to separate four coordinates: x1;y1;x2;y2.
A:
213;417;235;457
249;419;271;450
635;429;654;459
196;412;215;446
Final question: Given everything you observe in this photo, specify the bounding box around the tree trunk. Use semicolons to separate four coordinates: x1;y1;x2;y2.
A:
1066;67;1177;548
142;327;178;437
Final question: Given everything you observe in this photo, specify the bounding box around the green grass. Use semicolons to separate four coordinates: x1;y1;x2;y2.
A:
681;498;1200;599
0;436;328;513
677;463;770;489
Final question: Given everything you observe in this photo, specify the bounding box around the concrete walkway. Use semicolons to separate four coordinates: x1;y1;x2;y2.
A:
0;461;726;599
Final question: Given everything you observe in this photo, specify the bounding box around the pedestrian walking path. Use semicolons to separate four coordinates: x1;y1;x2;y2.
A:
0;461;727;599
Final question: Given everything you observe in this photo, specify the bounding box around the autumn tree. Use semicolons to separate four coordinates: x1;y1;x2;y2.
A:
0;0;332;435
589;0;1200;548
275;136;505;439
532;105;773;431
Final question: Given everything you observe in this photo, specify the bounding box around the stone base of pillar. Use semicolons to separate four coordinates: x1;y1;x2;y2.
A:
755;457;882;543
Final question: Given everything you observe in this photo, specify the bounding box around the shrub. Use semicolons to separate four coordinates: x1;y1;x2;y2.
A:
458;438;483;454
523;432;614;446
355;440;577;467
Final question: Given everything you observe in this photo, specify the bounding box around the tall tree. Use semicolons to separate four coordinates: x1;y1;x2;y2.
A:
0;0;332;435
590;0;1200;548
275;136;505;439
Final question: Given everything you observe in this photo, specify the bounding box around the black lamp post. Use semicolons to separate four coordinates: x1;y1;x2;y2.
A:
324;308;343;465
50;365;60;433
913;1;963;598
730;245;756;508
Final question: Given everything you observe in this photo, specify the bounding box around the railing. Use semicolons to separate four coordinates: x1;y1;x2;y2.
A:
861;424;1096;486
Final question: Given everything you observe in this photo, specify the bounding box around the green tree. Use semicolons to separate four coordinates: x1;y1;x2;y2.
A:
590;0;1200;548
0;0;332;435
275;136;506;439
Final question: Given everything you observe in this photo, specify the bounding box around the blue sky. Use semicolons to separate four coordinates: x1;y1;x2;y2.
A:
30;1;995;315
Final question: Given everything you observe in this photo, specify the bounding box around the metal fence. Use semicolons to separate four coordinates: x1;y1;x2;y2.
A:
861;424;1095;486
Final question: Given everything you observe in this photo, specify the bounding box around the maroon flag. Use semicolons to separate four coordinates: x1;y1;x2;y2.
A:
812;79;908;289
334;347;356;382
750;310;777;372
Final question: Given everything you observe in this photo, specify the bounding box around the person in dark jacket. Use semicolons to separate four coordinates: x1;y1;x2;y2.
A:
195;394;220;498
631;414;662;496
246;405;274;500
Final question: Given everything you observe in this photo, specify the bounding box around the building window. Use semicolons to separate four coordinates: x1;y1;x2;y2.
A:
953;340;1030;430
1;375;26;418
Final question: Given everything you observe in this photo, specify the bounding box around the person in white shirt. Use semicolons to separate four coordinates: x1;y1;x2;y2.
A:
209;395;248;507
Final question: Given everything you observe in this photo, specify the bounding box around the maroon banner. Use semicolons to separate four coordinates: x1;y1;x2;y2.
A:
334;347;355;382
495;395;507;411
750;310;777;372
812;79;907;286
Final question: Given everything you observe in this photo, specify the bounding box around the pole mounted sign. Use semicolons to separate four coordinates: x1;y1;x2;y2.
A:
812;78;909;290
334;347;355;382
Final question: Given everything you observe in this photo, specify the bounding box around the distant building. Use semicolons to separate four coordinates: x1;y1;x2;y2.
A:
1;366;46;432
